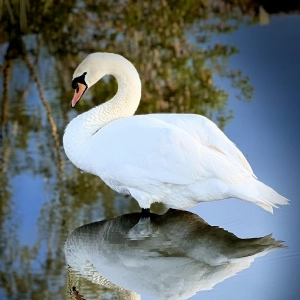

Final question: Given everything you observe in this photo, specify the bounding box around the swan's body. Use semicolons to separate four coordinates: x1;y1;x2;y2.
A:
63;52;288;212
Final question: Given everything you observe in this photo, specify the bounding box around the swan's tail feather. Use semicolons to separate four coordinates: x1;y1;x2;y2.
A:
255;202;274;213
231;179;289;213
254;180;289;213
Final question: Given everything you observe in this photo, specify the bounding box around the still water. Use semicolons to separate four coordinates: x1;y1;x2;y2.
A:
0;2;299;299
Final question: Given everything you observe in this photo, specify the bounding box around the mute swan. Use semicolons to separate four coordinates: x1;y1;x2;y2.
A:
63;52;288;213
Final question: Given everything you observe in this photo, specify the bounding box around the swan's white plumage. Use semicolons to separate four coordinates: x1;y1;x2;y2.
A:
63;52;289;212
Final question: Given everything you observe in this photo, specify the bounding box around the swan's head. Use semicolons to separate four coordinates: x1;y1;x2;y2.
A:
71;71;88;107
71;53;112;107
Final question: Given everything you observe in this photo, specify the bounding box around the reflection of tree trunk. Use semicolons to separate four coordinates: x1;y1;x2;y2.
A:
0;56;12;221
25;55;71;283
1;59;11;137
20;0;30;32
2;0;16;24
24;55;66;203
0;53;19;273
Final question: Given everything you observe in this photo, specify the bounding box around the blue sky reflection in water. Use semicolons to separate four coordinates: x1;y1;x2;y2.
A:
1;12;300;300
189;14;300;300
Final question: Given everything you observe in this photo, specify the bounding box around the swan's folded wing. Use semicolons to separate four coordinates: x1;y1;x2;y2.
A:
148;114;257;179
83;115;253;187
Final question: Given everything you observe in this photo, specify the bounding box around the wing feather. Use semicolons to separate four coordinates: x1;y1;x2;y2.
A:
85;115;254;188
149;114;257;179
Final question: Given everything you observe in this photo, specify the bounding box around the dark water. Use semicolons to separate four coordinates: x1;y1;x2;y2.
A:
0;1;299;299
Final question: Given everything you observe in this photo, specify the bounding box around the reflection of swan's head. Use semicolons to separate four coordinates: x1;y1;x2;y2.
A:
65;209;285;300
70;53;138;107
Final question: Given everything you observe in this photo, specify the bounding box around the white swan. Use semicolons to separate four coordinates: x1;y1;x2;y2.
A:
63;52;288;213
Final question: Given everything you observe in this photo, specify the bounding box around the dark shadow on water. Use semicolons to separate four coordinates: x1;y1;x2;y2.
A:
65;209;285;300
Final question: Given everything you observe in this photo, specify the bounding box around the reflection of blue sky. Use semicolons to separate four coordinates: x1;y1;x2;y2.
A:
188;15;300;300
12;174;46;246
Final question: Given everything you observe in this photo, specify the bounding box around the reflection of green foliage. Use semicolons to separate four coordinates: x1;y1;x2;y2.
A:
0;0;262;299
73;0;253;126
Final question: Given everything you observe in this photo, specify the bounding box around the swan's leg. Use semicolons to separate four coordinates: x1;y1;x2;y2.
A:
140;208;150;218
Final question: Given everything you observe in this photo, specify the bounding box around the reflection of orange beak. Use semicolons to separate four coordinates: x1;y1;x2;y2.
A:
71;83;87;107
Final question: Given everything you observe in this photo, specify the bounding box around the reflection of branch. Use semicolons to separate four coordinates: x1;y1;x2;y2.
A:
0;55;10;199
0;0;31;31
24;54;65;198
1;0;16;24
0;57;12;174
1;58;11;133
0;51;19;232
20;0;30;32
25;54;70;277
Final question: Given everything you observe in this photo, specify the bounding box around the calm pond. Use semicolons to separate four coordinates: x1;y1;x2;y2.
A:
0;1;299;299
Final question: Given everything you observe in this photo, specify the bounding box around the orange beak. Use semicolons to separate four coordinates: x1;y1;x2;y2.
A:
71;83;87;107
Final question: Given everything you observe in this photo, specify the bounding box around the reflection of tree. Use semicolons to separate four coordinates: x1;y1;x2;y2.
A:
81;0;254;127
0;0;280;298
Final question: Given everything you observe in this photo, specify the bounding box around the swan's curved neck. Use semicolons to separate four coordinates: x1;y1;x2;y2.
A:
63;55;141;167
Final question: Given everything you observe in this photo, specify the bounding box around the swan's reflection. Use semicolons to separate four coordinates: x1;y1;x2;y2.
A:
65;209;285;300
